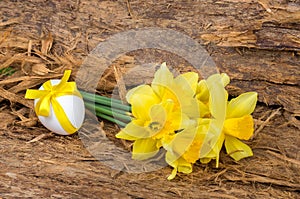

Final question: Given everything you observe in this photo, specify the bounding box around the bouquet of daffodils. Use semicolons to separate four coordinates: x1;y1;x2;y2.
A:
26;63;257;180
88;63;257;180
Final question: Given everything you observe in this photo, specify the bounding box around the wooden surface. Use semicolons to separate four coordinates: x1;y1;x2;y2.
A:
0;0;299;198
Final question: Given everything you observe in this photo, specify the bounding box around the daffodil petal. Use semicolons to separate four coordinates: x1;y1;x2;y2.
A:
227;92;258;118
167;168;178;180
196;80;209;103
116;121;149;139
223;115;254;140
177;158;192;174
182;126;207;163
150;104;167;125
151;62;174;97
126;85;160;120
198;100;210;118
173;113;196;130
130;93;158;120
165;152;192;180
200;131;225;167
200;158;212;164
206;74;227;120
221;73;230;87
115;130;137;141
181;97;201;118
167;111;183;130
166;151;178;180
147;104;168;137
161;98;175;114
165;150;177;166
126;84;152;102
200;74;227;158
174;72;198;96
224;135;253;161
132;138;159;160
166;126;198;158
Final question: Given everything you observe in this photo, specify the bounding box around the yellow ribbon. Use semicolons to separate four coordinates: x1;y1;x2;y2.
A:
25;70;83;134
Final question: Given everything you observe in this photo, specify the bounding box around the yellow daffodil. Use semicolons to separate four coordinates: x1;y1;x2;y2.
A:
201;92;258;166
116;63;198;160
163;119;209;180
114;62;258;180
195;73;228;167
196;74;227;166
115;86;185;160
196;73;230;117
152;62;200;118
223;92;257;161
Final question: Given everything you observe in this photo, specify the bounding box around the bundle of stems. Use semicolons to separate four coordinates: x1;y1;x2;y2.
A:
80;90;132;127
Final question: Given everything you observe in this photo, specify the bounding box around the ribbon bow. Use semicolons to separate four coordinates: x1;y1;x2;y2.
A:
25;70;82;134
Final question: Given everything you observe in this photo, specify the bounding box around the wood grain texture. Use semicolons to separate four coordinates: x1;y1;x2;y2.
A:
0;0;299;198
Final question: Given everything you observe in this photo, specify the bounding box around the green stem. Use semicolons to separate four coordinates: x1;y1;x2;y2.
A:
84;102;132;123
80;90;123;104
96;113;128;127
80;90;131;112
105;106;132;116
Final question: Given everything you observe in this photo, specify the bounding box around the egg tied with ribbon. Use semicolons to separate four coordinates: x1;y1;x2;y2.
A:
25;70;85;135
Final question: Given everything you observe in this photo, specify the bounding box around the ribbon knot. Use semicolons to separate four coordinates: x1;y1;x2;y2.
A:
25;70;82;134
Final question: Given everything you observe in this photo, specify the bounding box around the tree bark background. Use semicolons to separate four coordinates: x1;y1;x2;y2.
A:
0;0;299;198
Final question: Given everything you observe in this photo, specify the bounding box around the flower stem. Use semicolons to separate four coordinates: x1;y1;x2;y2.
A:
84;101;132;123
96;113;128;127
80;90;131;112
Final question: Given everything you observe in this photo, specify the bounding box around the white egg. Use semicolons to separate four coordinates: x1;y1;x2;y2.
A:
34;79;85;135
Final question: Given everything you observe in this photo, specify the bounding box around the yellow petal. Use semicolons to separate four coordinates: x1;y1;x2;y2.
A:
182;137;203;163
149;102;177;139
115;130;137;141
201;110;226;157
181;97;201;119
173;112;196;130
116;121;149;139
149;104;167;129
223;115;254;140
126;85;160;120
200;158;212;164
166;126;198;158
177;158;192;174
227;92;258;118
130;93;158;120
197;73;228;103
174;72;199;96
160;99;175;115
126;84;152;102
167;168;178;180
196;80;209;103
206;74;227;120
132;138;159;160
165;151;178;180
173;72;200;118
200;132;225;168
165;152;192;180
224;135;253;161
221;73;230;87
198;100;210;118
151;62;174;97
165;150;177;166
199;74;227;158
160;88;179;108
